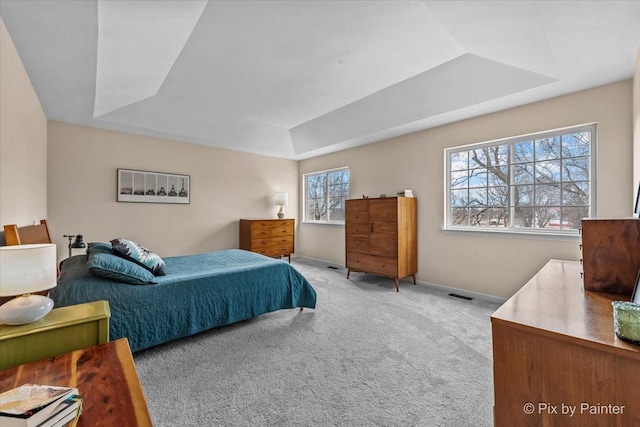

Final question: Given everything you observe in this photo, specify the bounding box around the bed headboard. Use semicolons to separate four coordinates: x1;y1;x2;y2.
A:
3;219;53;245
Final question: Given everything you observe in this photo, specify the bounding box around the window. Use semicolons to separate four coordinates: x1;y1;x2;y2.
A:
304;167;350;224
445;124;595;234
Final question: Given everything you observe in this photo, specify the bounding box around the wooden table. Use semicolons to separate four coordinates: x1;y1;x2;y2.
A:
0;338;152;426
491;259;640;426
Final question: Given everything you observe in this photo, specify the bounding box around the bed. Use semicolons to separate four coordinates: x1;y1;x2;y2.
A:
50;248;317;352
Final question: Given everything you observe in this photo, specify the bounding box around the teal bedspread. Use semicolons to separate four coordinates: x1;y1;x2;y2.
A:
51;249;317;352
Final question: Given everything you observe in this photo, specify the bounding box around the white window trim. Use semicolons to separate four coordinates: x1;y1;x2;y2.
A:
443;123;597;237
302;166;350;225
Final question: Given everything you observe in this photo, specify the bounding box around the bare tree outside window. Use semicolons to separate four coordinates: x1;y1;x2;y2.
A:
305;168;350;223
447;125;594;233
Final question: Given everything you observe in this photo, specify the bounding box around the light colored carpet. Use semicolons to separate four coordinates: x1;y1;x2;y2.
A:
134;257;502;427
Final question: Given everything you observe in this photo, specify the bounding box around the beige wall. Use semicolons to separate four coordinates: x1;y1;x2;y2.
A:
634;47;640;200
48;121;298;261
0;19;47;231
299;80;633;298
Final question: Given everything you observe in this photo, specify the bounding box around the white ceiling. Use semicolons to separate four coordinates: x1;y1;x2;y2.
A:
1;1;639;160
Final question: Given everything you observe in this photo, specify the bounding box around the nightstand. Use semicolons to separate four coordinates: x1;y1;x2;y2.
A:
0;300;110;370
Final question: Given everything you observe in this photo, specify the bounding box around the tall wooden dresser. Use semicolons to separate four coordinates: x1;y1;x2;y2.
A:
239;218;294;262
345;197;417;291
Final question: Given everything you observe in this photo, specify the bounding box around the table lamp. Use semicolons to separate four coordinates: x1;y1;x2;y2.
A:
275;192;288;218
0;243;57;325
64;234;86;258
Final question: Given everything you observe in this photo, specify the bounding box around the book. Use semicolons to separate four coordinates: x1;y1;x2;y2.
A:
36;395;82;427
0;384;78;427
396;189;414;197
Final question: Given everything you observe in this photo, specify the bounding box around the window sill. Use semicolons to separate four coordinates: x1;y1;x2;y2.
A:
441;227;581;242
302;221;345;227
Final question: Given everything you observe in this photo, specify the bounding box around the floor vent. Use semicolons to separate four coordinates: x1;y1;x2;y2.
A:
326;266;338;270
448;293;474;301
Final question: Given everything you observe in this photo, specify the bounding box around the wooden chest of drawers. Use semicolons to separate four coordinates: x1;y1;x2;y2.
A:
239;218;294;262
345;197;417;292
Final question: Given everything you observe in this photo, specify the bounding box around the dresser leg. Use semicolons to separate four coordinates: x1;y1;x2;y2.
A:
347;268;351;279
394;279;399;292
412;275;417;285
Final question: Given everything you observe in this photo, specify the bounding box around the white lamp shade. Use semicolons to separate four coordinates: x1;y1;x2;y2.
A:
0;243;57;297
275;192;289;206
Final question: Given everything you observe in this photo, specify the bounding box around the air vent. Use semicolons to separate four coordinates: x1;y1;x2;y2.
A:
326;266;338;270
448;293;473;301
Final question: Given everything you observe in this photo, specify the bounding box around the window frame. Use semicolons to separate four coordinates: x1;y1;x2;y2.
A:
302;166;350;225
444;124;597;237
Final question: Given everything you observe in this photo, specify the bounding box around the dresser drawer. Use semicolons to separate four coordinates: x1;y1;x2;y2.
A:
346;199;368;212
346;209;369;224
251;235;294;249
369;233;397;257
346;237;369;254
346;222;370;238
248;220;293;237
253;243;294;257
346;253;397;277
370;221;397;234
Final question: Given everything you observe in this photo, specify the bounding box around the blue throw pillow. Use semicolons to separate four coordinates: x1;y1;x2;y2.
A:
111;238;167;276
86;242;113;255
87;250;157;285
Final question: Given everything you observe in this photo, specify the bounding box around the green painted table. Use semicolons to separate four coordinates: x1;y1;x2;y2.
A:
0;300;110;370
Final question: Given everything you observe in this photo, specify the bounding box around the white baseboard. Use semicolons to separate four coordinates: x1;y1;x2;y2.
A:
293;255;506;304
412;278;506;305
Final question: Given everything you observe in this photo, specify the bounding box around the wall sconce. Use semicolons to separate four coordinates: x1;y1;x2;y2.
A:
0;244;57;325
275;192;288;219
64;234;86;258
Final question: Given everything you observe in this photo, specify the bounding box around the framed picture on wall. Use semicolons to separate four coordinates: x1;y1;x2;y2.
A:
117;169;190;204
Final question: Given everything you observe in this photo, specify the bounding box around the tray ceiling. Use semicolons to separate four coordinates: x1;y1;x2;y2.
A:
1;1;639;159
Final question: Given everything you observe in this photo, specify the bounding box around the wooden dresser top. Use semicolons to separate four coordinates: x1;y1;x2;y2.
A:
491;259;640;359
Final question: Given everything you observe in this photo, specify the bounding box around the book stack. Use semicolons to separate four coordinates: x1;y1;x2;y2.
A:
396;189;414;197
0;384;83;427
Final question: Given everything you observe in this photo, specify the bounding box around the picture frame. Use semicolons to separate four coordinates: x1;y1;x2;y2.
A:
117;168;190;204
